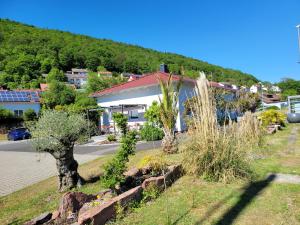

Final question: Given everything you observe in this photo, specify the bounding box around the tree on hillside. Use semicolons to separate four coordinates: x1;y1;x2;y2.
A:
158;74;182;154
31;110;87;191
0;19;259;89
42;81;75;108
277;78;300;100
46;67;66;83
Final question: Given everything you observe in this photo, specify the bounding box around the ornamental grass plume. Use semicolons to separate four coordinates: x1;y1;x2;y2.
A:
181;72;262;182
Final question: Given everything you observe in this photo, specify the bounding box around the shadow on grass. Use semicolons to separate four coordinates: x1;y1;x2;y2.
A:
213;174;276;225
84;174;101;184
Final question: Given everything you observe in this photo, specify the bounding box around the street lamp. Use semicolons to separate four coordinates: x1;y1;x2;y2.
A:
297;24;300;63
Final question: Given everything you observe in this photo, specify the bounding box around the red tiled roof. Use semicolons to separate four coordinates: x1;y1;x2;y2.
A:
90;71;236;97
91;71;195;97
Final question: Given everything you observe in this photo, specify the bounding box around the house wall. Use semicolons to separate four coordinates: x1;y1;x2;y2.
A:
0;102;40;115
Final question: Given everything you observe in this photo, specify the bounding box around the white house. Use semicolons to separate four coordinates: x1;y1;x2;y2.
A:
250;84;261;93
65;68;88;89
91;71;237;132
270;85;281;93
91;71;197;132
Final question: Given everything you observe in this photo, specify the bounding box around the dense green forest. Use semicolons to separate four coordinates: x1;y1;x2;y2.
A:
0;19;258;89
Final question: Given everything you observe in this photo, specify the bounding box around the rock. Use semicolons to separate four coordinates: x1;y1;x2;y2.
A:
123;167;141;177
51;210;60;220
165;164;182;185
24;212;52;225
141;166;152;175
142;176;165;191
58;192;96;219
78;186;143;225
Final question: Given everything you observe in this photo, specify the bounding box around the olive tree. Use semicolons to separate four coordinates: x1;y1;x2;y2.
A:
31;110;88;191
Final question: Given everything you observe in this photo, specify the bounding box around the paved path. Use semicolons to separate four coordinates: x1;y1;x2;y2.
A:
0;140;161;197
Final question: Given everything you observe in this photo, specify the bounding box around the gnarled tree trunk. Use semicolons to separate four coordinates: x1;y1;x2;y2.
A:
52;147;84;191
162;129;178;154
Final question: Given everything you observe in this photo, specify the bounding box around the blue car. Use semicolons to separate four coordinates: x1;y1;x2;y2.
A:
7;128;31;141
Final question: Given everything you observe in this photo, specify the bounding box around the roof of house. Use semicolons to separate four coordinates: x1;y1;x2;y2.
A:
91;71;195;97
0;90;41;103
91;71;237;97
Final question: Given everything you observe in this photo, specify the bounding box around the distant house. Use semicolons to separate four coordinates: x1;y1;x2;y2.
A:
65;68;88;88
250;84;261;93
91;68;236;132
262;93;287;109
121;73;143;80
97;71;113;77
0;90;41;117
270;85;281;93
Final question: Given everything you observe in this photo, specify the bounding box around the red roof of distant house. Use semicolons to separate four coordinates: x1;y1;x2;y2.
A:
91;71;195;97
91;71;236;97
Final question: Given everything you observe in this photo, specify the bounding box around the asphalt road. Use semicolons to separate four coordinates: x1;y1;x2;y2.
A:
0;139;161;196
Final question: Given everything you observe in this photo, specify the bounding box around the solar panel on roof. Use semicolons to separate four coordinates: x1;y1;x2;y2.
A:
0;91;40;102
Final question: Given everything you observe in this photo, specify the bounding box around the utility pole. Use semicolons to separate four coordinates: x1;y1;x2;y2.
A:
297;24;300;63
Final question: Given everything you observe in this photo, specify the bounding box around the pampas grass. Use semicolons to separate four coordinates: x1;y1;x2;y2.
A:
182;72;262;182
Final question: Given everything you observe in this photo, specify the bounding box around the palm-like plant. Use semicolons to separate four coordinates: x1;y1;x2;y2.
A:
158;73;182;154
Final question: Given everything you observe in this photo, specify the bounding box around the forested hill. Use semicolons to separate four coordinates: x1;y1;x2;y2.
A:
0;19;258;89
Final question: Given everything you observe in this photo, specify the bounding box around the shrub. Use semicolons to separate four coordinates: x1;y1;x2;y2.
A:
107;134;117;142
258;109;286;126
101;131;137;190
181;73;261;182
113;112;128;135
138;154;167;175
140;123;164;141
266;105;280;110
23;108;37;121
0;107;14;120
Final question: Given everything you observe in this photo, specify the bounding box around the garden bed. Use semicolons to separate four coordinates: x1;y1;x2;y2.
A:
24;164;183;225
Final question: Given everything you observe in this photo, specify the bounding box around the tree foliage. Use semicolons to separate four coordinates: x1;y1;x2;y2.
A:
23;108;37;121
112;112;128;136
144;101;162;127
41;81;76;108
0;19;258;89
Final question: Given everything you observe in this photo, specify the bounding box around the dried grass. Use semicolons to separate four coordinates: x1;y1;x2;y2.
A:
182;72;263;182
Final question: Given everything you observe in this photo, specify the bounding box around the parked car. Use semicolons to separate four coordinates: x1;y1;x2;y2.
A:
7;128;31;141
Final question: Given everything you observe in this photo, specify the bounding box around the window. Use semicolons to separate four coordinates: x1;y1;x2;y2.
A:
130;110;139;119
14;110;23;117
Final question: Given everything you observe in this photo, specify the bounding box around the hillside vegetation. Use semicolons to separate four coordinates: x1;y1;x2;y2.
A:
0;19;258;89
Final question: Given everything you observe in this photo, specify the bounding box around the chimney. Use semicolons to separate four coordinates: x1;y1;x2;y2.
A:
160;64;169;73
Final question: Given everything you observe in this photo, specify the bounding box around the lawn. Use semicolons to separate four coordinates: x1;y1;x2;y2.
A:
0;148;175;225
1;124;300;225
112;124;300;225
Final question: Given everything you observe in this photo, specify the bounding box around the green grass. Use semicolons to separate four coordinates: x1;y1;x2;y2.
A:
112;124;300;225
0;148;167;225
1;124;300;225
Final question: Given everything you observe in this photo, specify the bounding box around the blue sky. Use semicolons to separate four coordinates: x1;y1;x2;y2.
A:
1;0;300;83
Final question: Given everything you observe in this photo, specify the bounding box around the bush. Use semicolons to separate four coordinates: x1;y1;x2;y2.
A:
101;131;137;190
140;123;164;141
113;112;128;135
23;108;37;121
266;106;280;110
107;134;117;142
258;109;286;126
0;107;14;120
138;154;167;175
182;73;261;182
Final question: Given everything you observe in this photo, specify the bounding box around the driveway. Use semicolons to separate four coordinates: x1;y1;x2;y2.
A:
0;140;161;197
